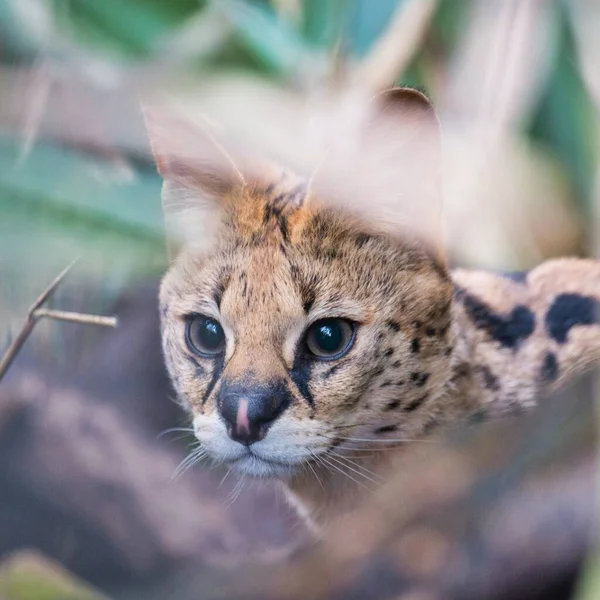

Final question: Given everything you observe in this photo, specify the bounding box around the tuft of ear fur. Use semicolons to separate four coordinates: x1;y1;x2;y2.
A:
143;85;443;259
144;106;232;258
308;86;444;262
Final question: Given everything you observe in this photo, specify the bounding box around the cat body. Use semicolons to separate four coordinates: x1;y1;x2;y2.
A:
148;89;600;527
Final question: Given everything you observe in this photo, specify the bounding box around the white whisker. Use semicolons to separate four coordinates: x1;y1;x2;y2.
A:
325;452;381;485
329;451;386;483
318;455;372;491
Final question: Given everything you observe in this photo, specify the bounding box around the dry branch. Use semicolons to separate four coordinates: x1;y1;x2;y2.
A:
0;260;117;382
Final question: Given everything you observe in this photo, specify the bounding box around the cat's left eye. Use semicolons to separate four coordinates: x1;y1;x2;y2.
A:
186;314;225;357
305;318;355;360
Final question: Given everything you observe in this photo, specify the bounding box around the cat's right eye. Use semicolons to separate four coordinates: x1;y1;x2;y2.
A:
185;314;226;357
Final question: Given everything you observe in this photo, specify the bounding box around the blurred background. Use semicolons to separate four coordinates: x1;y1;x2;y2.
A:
0;1;599;599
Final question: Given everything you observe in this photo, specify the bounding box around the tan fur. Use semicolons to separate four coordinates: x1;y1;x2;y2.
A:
149;89;600;529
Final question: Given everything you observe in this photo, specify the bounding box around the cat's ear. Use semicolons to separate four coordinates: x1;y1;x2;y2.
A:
143;105;256;258
310;86;444;261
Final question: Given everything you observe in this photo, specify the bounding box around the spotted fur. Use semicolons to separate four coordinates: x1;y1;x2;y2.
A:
147;88;600;527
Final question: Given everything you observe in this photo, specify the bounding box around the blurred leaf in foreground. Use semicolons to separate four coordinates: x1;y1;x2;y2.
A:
0;551;111;600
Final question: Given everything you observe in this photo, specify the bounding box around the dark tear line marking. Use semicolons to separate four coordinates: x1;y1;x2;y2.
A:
290;353;315;408
455;287;535;349
545;293;600;344
201;354;224;405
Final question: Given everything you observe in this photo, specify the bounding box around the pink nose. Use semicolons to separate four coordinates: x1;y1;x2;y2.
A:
218;380;291;446
235;399;251;438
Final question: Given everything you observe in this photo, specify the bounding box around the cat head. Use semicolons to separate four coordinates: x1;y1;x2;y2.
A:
147;88;454;478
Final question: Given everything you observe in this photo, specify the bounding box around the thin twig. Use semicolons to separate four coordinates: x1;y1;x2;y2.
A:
33;308;118;328
0;260;117;383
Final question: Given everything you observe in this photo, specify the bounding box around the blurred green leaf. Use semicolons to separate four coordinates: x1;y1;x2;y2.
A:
301;0;401;57
216;0;313;76
0;551;111;600
528;7;596;206
52;0;205;58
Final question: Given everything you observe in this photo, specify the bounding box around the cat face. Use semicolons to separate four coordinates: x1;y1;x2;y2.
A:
151;88;453;478
159;191;453;478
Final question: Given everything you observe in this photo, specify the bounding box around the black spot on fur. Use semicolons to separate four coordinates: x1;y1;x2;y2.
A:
475;365;500;392
355;233;372;248
263;202;290;243
395;380;405;387
541;352;559;383
410;372;430;387
384;348;394;358
392;360;402;368
371;366;385;378
404;394;428;412
425;327;436;337
323;363;342;379
380;380;393;388
375;424;397;434
385;399;401;411
456;288;535;349
411;338;420;354
387;320;401;333
545;293;600;344
451;362;471;382
290;263;316;313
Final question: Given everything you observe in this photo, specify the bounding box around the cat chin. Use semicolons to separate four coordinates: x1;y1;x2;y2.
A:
227;452;298;479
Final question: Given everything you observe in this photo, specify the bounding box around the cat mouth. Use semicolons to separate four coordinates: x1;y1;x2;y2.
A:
228;450;298;478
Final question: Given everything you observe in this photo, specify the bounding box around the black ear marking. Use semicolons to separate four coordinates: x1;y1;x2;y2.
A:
455;287;535;349
545;294;600;344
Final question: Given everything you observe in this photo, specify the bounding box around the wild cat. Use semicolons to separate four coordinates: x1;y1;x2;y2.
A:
146;88;600;528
